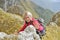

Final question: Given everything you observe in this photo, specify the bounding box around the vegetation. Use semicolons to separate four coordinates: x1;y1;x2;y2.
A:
42;23;60;40
51;12;60;26
0;8;60;40
0;0;60;40
0;0;54;25
0;8;23;34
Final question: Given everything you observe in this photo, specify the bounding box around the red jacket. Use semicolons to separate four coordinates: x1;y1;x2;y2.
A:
18;18;44;33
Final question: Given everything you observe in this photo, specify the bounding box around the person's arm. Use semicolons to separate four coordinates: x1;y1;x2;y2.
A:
18;22;27;33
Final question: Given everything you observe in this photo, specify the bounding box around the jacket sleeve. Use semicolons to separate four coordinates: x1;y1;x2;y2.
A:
18;22;27;33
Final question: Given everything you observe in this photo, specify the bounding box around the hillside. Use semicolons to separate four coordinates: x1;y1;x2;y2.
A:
30;1;54;25
42;22;60;40
0;8;60;40
0;8;23;34
0;0;54;25
51;12;60;26
0;0;59;40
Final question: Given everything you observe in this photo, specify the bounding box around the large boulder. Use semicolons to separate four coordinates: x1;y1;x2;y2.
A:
18;25;41;40
0;25;41;40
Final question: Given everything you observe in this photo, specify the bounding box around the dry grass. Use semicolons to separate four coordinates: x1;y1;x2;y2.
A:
0;8;23;34
0;8;60;40
42;24;60;40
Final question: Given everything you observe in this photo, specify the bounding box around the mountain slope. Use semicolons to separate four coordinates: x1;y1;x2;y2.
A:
42;23;60;40
7;0;39;18
30;1;54;25
0;0;54;25
0;8;23;34
51;12;60;26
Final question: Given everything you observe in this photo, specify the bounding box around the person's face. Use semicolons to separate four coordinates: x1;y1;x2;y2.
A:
24;16;31;22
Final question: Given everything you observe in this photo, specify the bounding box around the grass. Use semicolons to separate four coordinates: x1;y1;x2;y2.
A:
0;8;60;40
0;8;23;34
42;24;60;40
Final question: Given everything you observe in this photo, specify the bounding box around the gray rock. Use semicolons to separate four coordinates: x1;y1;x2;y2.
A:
0;25;41;40
18;25;41;40
0;32;7;39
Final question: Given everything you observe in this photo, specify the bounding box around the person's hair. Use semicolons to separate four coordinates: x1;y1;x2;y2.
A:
23;11;32;19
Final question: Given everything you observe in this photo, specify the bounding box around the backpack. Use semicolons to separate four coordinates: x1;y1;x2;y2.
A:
36;18;45;28
36;18;46;36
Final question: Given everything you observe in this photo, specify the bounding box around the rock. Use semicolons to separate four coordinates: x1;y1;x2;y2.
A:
49;22;58;27
18;25;41;40
0;32;7;39
0;25;41;40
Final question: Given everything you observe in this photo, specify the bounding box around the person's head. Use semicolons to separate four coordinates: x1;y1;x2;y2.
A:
23;11;33;22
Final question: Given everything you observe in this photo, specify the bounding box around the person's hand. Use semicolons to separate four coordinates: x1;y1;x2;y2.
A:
14;30;18;35
14;32;18;35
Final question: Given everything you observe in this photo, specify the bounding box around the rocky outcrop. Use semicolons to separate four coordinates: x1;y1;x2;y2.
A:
0;25;41;40
51;12;60;26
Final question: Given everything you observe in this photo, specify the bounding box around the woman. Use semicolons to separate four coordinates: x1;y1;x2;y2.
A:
15;11;45;36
